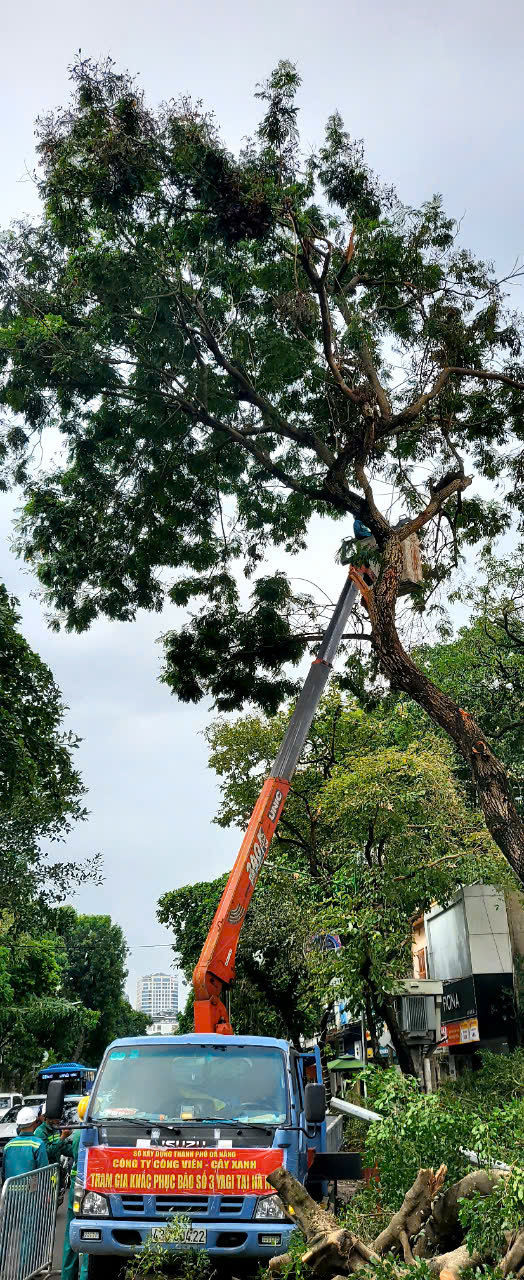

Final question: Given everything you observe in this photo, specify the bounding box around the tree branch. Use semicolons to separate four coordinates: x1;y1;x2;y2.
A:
354;461;392;535
359;339;392;421
190;297;336;467
298;252;363;405
395;474;473;540
387;366;524;433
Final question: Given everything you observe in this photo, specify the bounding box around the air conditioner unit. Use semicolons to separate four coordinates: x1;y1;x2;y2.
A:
395;980;443;1044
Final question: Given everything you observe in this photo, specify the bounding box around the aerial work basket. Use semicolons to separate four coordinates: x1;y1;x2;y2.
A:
341;520;423;597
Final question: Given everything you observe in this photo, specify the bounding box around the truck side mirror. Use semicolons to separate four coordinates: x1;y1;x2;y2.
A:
305;1082;326;1124
45;1080;66;1122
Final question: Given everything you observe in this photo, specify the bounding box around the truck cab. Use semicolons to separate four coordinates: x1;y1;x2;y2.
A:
70;1033;328;1274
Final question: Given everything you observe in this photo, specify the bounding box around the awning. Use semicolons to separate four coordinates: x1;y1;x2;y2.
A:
328;1057;362;1070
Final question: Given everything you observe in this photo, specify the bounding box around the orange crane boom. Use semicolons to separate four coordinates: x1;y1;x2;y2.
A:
193;570;359;1034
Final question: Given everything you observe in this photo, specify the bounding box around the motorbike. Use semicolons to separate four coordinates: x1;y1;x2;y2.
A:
58;1152;72;1207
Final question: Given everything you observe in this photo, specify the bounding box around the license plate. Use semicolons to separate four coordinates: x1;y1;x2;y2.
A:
151;1226;207;1245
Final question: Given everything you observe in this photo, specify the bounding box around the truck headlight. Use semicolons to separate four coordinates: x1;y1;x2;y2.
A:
82;1192;110;1217
73;1176;84;1215
255;1195;286;1221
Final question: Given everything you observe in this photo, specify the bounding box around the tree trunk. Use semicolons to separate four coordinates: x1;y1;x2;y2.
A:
375;991;417;1079
265;1165;516;1280
360;540;524;885
361;953;417;1077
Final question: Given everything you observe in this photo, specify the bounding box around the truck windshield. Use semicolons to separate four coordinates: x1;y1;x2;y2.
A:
90;1043;289;1125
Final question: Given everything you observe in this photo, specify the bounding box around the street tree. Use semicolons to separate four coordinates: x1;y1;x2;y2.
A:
202;691;513;1072
0;917;99;1085
53;907;149;1060
158;871;321;1046
2;59;524;873
0;584;100;919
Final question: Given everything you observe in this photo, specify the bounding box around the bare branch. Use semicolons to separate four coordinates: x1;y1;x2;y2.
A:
359;339;392;421
395;474;472;539
298;252;363;406
354;461;392;534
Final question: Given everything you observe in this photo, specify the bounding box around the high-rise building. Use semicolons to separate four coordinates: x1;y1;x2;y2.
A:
136;972;179;1019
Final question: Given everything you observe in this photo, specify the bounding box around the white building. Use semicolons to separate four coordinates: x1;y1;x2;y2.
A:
136;972;179;1019
147;1017;179;1036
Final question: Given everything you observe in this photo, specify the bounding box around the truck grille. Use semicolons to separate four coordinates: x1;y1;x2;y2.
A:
118;1194;246;1218
156;1196;209;1216
120;1196;147;1215
220;1197;244;1216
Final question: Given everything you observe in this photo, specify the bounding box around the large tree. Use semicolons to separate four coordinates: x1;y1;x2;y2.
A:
414;546;524;801
52;907;150;1061
162;691;511;1072
0;584;99;917
2;58;524;874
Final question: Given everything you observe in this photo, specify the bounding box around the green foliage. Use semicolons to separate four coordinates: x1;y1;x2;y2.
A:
414;547;524;803
360;1059;524;1217
264;1230;308;1280
1;56;523;721
458;1168;524;1261
195;689;509;1054
362;1069;471;1210
0;588;111;1084
51;907;150;1061
0;911;99;1087
0;585;98;915
124;1215;213;1280
439;1052;524;1167
158;870;321;1044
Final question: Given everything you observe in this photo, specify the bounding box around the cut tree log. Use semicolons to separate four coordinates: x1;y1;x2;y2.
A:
414;1168;505;1256
501;1229;524;1277
373;1165;447;1255
429;1244;483;1279
265;1164;518;1280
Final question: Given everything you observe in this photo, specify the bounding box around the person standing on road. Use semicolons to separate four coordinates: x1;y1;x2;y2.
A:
61;1097;89;1280
1;1108;49;1277
35;1105;72;1164
2;1107;48;1178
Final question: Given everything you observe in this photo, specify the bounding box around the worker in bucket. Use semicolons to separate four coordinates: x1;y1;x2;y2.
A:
353;517;373;541
2;1106;48;1178
61;1095;90;1280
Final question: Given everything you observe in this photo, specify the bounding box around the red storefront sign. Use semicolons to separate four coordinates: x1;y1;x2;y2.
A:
440;1017;480;1047
86;1147;284;1197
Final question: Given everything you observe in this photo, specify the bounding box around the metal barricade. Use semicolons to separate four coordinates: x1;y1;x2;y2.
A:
0;1164;59;1280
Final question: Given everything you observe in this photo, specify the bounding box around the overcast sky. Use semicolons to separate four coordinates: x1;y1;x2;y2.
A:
1;0;524;1008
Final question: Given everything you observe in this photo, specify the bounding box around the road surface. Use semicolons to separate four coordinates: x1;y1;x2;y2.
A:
51;1199;66;1275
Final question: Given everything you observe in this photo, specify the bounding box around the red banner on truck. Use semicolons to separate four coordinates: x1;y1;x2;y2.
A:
86;1147;284;1197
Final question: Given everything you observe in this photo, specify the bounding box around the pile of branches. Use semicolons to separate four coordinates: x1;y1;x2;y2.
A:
266;1165;524;1279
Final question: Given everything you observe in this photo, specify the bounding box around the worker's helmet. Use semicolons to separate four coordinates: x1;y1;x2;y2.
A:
77;1096;89;1121
16;1106;38;1129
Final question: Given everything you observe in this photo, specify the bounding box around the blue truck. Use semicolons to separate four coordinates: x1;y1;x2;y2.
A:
69;1033;336;1275
64;567;364;1274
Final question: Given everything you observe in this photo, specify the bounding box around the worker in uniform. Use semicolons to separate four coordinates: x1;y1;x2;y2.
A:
1;1108;49;1275
61;1096;89;1280
2;1106;48;1177
353;517;373;541
35;1104;72;1164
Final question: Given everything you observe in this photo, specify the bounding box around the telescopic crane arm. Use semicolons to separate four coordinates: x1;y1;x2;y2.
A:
193;570;359;1034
